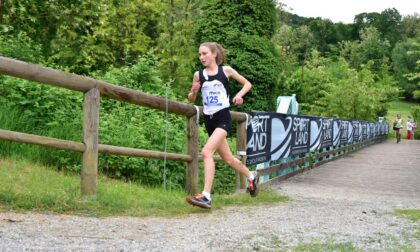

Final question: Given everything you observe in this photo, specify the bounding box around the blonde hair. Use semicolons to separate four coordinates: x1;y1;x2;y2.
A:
200;42;227;65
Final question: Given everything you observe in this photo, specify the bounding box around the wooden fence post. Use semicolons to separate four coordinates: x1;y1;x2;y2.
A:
81;88;99;198
236;121;247;191
186;116;199;194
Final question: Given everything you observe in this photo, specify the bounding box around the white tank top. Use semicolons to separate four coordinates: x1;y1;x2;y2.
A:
199;66;230;115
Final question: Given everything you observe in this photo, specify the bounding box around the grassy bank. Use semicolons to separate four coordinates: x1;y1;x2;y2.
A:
395;209;420;222
0;157;288;217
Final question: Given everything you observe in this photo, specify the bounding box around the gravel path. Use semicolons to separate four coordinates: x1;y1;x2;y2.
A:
1;196;418;251
1;140;419;251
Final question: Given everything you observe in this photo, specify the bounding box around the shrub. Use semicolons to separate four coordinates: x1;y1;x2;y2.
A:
411;106;420;139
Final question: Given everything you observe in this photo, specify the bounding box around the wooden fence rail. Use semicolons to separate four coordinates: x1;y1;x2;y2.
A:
0;57;247;121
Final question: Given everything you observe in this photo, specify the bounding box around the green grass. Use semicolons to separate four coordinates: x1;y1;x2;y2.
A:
0;103;82;170
289;242;359;252
395;209;420;222
387;100;418;118
392;210;420;252
0;157;288;217
240;238;360;252
393;209;420;251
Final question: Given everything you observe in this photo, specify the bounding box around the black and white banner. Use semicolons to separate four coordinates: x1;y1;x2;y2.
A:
352;121;361;142
246;113;292;166
291;116;311;156
338;120;350;146
246;112;388;166
362;122;368;141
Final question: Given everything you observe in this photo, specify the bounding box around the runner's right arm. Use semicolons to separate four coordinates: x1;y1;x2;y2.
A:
188;71;200;103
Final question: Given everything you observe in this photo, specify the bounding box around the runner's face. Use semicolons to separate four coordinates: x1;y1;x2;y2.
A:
199;46;216;67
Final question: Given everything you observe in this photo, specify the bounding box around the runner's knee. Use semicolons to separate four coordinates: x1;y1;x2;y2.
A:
201;148;213;160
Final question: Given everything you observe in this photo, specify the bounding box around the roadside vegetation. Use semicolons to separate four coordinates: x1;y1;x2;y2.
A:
0;157;288;217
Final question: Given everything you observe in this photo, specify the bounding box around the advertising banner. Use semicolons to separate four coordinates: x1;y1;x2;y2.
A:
246;112;387;166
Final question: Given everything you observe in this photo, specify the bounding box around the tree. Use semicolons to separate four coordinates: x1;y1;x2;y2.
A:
194;0;280;112
274;24;315;66
47;0;162;73
392;38;420;100
282;50;332;114
406;60;420;100
304;18;337;54
339;27;391;74
322;61;393;120
353;8;402;48
47;0;116;73
1;0;163;74
377;8;402;47
353;11;381;38
272;24;299;82
156;0;202;96
98;0;163;66
333;22;356;42
0;0;59;56
400;14;420;40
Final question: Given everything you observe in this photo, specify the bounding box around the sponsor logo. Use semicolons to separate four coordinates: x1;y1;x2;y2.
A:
248;115;270;153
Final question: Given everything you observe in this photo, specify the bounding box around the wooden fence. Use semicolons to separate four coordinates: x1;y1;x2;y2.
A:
0;56;249;196
0;56;387;197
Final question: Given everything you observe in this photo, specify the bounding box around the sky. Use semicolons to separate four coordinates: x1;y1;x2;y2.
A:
279;0;420;24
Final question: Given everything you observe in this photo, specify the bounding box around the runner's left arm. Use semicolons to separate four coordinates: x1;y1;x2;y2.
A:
223;66;252;105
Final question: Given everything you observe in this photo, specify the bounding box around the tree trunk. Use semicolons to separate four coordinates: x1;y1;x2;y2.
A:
0;0;4;23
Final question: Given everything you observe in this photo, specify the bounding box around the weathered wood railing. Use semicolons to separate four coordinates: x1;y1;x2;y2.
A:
0;56;249;196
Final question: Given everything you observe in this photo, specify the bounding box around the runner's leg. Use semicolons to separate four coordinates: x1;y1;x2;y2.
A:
201;128;228;194
216;137;252;177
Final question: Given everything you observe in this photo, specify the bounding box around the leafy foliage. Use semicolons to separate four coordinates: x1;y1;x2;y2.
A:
340;27;391;73
0;55;189;190
353;8;402;47
411;106;420;139
156;0;202;96
400;14;420;40
195;0;280;112
392;38;420;100
284;51;397;120
90;57;188;188
0;25;44;63
1;0;162;74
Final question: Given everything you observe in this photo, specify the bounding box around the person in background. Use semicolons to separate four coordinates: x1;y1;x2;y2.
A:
393;113;403;143
406;118;414;140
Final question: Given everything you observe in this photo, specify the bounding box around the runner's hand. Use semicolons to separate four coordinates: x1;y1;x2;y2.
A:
233;95;243;105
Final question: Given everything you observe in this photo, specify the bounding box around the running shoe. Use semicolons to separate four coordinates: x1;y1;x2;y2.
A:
186;193;211;209
248;171;260;197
